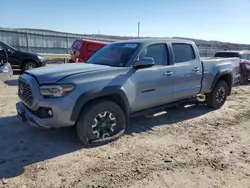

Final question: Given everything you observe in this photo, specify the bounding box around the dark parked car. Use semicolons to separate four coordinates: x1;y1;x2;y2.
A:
0;41;46;73
214;50;250;84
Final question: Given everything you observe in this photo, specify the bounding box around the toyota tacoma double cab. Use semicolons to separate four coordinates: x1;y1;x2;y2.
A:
16;39;239;145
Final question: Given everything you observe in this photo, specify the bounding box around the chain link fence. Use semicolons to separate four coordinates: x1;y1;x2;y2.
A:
1;27;250;57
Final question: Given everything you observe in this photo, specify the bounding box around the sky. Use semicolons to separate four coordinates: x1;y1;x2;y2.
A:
0;0;250;44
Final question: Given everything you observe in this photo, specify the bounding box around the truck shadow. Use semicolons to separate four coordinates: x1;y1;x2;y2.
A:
4;79;18;86
0;103;212;179
4;70;20;86
128;103;212;134
0;116;83;179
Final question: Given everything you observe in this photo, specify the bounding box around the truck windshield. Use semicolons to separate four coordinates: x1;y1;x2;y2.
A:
214;52;240;58
86;43;139;67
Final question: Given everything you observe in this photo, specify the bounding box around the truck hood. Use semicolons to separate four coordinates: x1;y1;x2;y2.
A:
25;63;116;84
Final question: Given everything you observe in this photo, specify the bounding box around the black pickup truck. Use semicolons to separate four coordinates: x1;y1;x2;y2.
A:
0;41;46;73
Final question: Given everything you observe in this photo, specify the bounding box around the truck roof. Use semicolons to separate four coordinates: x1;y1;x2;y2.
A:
113;38;195;45
76;39;108;45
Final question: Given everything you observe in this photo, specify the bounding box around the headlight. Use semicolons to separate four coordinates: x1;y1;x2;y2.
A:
40;85;75;97
37;55;44;60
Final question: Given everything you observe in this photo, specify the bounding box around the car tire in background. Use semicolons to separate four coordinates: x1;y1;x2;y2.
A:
76;100;126;146
206;80;229;109
239;71;249;85
22;61;38;73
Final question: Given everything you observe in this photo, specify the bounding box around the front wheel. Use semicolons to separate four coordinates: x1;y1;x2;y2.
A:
206;80;229;109
76;100;126;146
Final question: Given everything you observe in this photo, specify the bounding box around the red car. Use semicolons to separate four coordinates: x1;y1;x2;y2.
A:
70;39;108;63
214;50;250;84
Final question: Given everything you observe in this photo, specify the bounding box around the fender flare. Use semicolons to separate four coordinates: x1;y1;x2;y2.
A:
70;86;130;122
210;71;233;92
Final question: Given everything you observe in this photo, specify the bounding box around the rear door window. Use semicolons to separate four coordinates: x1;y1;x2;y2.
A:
214;52;240;58
241;54;248;59
247;54;250;60
72;40;83;51
172;43;195;63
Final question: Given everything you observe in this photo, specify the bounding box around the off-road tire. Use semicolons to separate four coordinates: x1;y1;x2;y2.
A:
76;100;126;146
206;80;229;109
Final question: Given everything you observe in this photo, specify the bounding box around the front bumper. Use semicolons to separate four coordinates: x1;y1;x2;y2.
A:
40;59;47;67
16;101;75;129
0;63;13;81
16;73;77;129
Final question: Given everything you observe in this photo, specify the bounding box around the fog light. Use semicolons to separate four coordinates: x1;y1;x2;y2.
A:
48;110;53;116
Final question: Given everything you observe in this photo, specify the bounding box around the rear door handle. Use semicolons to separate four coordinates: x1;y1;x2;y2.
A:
193;67;200;72
163;71;173;76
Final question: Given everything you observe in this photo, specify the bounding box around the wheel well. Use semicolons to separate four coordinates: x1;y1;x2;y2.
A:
219;74;232;85
21;59;39;69
81;94;129;117
218;74;232;95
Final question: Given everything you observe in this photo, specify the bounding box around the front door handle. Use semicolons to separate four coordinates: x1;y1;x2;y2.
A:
163;71;173;76
193;67;200;72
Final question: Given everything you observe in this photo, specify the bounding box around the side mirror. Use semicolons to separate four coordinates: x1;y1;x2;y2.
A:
133;57;155;69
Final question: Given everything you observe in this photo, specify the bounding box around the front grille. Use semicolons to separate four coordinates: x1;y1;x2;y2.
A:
18;79;33;106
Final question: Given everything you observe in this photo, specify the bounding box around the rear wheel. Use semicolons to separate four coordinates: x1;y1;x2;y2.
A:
76;100;126;146
206;80;229;109
22;61;38;72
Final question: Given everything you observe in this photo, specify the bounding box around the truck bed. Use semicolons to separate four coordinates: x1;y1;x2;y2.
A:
201;57;240;93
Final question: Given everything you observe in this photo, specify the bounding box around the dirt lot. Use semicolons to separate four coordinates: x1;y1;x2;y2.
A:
0;73;250;188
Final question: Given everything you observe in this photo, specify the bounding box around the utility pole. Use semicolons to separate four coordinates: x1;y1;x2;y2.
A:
138;22;140;38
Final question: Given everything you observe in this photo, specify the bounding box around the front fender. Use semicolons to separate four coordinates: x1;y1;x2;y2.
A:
70;86;130;122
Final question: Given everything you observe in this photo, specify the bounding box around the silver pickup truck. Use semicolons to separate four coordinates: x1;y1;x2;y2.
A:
16;38;240;145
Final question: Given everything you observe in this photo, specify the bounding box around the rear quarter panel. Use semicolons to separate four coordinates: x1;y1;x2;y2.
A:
201;57;240;93
80;41;107;62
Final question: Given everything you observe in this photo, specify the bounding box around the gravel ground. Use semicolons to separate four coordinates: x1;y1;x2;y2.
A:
0;73;250;188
